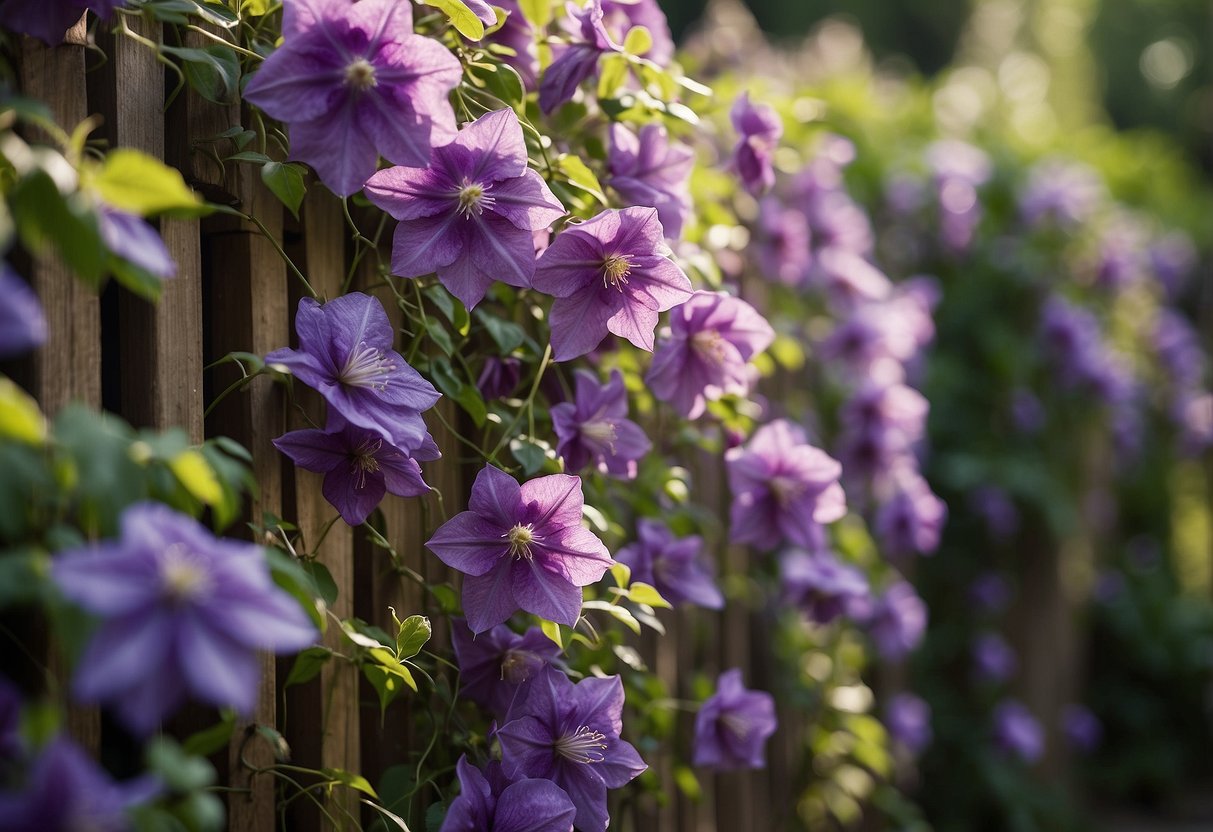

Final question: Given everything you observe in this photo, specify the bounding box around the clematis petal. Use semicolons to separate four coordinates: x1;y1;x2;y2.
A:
177;614;260;714
467;464;523;526
510;558;583;626
494;779;577;832
461;560;520;633
273;428;348;473
425;511;509;577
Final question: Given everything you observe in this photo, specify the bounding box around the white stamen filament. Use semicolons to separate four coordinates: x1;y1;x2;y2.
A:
456;180;496;217
720;713;751;741
580;419;618;451
160;544;212;604
691;329;728;366
350;437;383;489
340;342;395;390
554;725;608;764
601;254;633;291
504;523;541;560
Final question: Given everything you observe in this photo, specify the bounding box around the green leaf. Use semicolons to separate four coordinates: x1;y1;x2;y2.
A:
628;581;672;610
425;800;448;832
429;357;487;428
518;0;551;28
0;377;46;444
284;646;333;687
168;449;223;506
261;162;307;220
91;149;204;217
304;560;339;606
182;715;237;757
622;25;652;56
557;155;607;204
427;0;485;40
146;738;217;792
596;53;629;99
321;767;378;799
539;618;563;649
476;311;526;354
0;548;48;608
161;45;241;105
393;612;431;660
582;599;641;634
609;561;631;589
10;170;107;285
509;435;548;475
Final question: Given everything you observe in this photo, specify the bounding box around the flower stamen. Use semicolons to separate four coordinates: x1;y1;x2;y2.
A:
344;58;378;91
505;523;540;560
601;254;633;291
160;544;212;604
554;725;608;764
340;342;395;390
456;181;496;217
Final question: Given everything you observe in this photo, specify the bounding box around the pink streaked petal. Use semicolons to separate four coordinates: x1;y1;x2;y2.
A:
536;525;612;586
272;428;347;473
454;108;529;183
605;297;660;352
289;102;379;197
547;290;618;361
243;38;344;123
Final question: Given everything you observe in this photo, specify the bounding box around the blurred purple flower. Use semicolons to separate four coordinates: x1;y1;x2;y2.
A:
532;206;692;361
606;122;694;239
862;580;927;661
0;265;47;359
244;0;461;195
0;737;159;832
993;700;1044;763
927;140;990;253
551;369;651;479
600;0;674;63
1093;215;1149;290
539;0;620;114
1154;308;1205;392
874;474;947;557
0;676;22;761
646;290;775;419
267;293;441;453
752;198;812;287
364;108;566;310
486;0;539;88
0;0;118;44
274;415;432;526
478;356;523;400
810;247;892;308
450;619;562;719
725;420;847;551
885;693;932;755
1020;159;1105;230
972;633;1017;683
426;466;612;632
969;485;1020;540
730;93;782;196
692;668;777;771
98;207;177;280
615;518;723;610
780;548;869;624
1061;704;1102;753
1010;388;1046;434
498;667;646;832
819;291;934;376
1148;231;1196;297
838;381;928;472
804;191;874;261
52;503;317;734
1177;392;1213;454
969;572;1012;614
440;755;576;832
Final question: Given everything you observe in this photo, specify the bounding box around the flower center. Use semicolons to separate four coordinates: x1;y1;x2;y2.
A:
456;180;495;218
554;725;608;764
339;342;395;390
349;437;383;489
344;58;378;91
580;419;618;449
768;475;804;506
160;544;212;605
691;329;728;365
500;649;542;685
720;713;751;741
505;523;539;560
601;254;633;291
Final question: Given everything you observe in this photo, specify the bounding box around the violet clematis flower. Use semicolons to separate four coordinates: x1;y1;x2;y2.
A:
752;198;812;287
51;502;317;735
0;737;160;832
440;755;576;832
477;356;523;400
551;369;651;479
615;518;723;610
267;292;440;453
972;633;1017;684
450;619;561;718
1061;704;1102;753
426;465;613;632
98;206;176;280
692;668;777;771
497;667;646;832
861;580;926;661
725;420;847;551
243;0;461;196
364;108;566;310
0;265;47;359
600;0;674;64
0;0;119;45
646;291;775;419
606;122;694;240
486;0;540;89
730;92;782;196
992;700;1044;763
539;0;621;114
885;693;932;756
874;474;947;557
273;415;433;526
531;206;693;361
779;548;869;624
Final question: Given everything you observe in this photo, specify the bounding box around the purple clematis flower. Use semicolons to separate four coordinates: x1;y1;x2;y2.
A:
1061;704;1102;753
753;198;812;287
551;369;651;479
972;633;1017;683
615;518;723;609
874;474;947;557
0;0;119;45
531;206;693;361
478;356;523;400
267;292;440;453
243;0;462;196
52;503;317;735
98;206;176;281
692;668;777;771
426;465;613;633
0;264;47;359
730;93;782;196
498;667;646;832
780;548;869;624
0;737;160;832
450;619;561;718
861;579;926;661
725;420;847;551
606;122;694;240
885;693;932;756
539;0;621;114
440;755;576;832
364;108;566;310
600;0;674;64
993;700;1044;763
646;290;775;419
486;0;540;89
273;414;433;526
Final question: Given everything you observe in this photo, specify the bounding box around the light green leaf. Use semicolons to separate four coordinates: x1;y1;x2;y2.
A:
0;378;46;445
91;149;203;217
557;155;607;204
168;449;223;506
261;162;307;220
609;561;631;589
393;612;431;660
321;767;379;799
622;25;652;56
628;581;672;610
428;0;485;40
518;0;551;28
539;618;563;649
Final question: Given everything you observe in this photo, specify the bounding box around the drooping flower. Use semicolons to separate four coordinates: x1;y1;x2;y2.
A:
426;466;613;632
273;415;433;526
861;580;927;661
551;369;651;479
992;700;1044;763
243;0;462;196
440;755;576;832
266;292;441;453
450;619;562;718
885;693;932;756
531;206;693;361
477;356;523;400
646;291;775;419
692;668;777;771
0;737;160;832
98;206;176;281
0;265;47;359
52;503;317;734
972;633;1017;684
725;420;847;551
1061;704;1102;753
605;122;694;240
615;518;723;610
600;0;674;64
538;0;621;114
874;474;947;557
0;0;119;45
779;548;869;624
497;667;647;832
730;92;782;196
364;108;566;310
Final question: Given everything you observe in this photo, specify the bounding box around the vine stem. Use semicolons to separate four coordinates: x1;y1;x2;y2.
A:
210;204;318;298
488;342;552;462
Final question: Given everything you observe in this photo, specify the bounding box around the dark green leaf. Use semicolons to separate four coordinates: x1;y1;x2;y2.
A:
182;715;237;757
261;162;307;219
284;646;333;687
